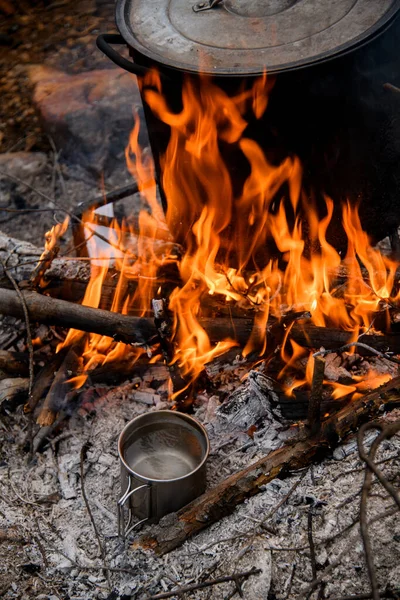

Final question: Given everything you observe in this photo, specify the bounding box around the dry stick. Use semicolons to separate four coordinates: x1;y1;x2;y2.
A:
357;421;400;600
79;444;111;593
0;257;35;455
358;422;400;510
298;507;399;599
138;377;400;555
308;355;325;435
313;342;400;365
0;260;34;398
148;567;261;600
0;288;155;346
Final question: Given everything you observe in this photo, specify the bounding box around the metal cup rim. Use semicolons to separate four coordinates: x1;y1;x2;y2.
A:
118;410;210;483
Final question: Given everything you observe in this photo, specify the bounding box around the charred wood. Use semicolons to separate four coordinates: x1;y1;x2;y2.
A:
137;375;400;555
25;349;69;414
37;345;81;426
152;298;193;408
308;356;325;435
0;288;157;346
0;289;399;359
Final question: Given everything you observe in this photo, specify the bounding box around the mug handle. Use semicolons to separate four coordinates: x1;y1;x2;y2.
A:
118;477;151;538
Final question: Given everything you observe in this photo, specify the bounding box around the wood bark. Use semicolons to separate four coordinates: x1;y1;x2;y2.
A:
137;375;400;555
0;287;399;357
0;288;155;346
0;231;178;308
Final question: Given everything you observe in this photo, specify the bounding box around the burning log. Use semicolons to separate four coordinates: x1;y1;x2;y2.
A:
0;287;400;358
0;231;179;307
138;375;400;555
152;298;193;406
307;355;325;434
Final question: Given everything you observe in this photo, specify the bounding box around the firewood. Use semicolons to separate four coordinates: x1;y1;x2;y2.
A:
25;348;69;414
37;346;81;426
137;375;400;555
308;355;325;434
0;288;399;359
0;288;156;346
0;231;179;309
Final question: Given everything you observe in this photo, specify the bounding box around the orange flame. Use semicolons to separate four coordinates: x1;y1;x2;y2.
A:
54;70;400;399
40;216;69;260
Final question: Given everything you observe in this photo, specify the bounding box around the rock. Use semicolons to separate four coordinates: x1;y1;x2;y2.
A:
0;151;47;180
28;65;145;178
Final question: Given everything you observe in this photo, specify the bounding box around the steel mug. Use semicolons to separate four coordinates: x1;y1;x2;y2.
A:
118;410;209;537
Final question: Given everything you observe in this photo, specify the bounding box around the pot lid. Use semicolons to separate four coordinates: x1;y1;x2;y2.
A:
116;0;400;76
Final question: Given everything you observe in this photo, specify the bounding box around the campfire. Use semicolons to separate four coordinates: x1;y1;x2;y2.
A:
1;1;400;597
17;71;399;423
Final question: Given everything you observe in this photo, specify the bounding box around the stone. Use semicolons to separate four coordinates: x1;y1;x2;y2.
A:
0;151;47;181
28;66;146;178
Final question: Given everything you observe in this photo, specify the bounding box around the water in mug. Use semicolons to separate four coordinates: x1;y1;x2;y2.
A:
124;422;204;480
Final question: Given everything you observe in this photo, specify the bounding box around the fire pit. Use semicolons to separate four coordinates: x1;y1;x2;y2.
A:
0;1;400;597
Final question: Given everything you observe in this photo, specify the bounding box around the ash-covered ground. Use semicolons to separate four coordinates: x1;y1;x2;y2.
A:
0;379;399;600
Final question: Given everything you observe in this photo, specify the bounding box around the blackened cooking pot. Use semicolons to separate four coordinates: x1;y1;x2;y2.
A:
97;0;400;253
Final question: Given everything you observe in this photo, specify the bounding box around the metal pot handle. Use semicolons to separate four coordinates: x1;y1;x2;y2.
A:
118;477;151;538
96;34;149;77
193;0;223;11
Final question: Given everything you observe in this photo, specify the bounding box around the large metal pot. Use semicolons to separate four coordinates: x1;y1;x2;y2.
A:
97;1;400;249
98;0;399;77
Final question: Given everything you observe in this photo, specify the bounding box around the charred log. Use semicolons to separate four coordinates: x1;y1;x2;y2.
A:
0;288;399;358
137;376;400;555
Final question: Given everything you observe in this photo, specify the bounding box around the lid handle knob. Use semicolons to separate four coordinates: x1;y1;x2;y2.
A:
193;0;223;12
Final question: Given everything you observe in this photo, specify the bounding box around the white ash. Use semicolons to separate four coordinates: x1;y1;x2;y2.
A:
0;383;399;600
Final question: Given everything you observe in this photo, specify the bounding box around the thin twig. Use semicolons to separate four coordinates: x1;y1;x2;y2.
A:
313;343;400;365
357;421;400;600
0;256;34;454
148;568;261;600
80;443;111;592
297;507;399;599
332;451;400;483
195;471;308;556
358;422;400;510
283;562;297;600
0;169;127;255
